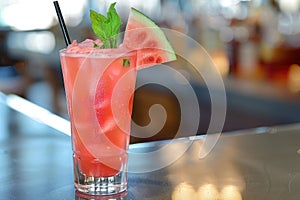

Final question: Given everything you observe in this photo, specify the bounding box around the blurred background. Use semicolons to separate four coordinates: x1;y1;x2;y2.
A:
1;0;300;142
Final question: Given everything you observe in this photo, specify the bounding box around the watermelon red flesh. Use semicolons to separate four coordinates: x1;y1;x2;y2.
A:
124;8;176;70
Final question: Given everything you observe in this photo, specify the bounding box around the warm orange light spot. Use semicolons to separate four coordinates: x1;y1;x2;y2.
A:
287;64;300;93
197;184;219;200
211;51;230;77
219;185;242;200
172;182;197;200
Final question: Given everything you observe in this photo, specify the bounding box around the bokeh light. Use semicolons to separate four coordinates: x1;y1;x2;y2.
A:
1;0;86;31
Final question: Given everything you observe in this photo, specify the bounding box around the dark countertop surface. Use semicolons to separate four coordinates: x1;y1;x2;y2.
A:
1;92;300;200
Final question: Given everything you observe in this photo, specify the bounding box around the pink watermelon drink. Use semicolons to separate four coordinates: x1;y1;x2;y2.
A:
59;3;176;196
60;42;136;194
60;40;136;176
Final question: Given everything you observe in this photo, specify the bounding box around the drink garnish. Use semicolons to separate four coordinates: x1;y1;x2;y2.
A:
90;2;176;69
123;7;176;69
90;2;122;49
122;58;131;67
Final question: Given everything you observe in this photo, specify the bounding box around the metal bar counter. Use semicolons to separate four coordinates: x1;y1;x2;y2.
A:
1;93;300;200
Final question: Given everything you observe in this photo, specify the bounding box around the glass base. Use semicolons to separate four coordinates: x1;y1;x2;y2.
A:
74;170;127;195
75;190;128;200
73;159;127;195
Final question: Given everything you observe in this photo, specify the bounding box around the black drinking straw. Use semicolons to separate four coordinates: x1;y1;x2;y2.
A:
53;1;71;46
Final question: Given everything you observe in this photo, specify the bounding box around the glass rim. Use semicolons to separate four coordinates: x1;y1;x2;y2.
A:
59;48;136;58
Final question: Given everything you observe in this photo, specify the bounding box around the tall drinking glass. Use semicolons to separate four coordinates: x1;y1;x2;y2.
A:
59;46;137;195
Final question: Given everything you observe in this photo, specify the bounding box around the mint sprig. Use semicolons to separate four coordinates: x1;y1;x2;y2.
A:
90;2;122;48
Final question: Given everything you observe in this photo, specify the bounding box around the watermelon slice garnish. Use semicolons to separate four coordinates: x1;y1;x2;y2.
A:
124;8;176;70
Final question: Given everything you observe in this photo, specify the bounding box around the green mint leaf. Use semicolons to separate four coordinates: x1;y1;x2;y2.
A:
90;10;107;41
123;58;130;67
90;2;122;48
